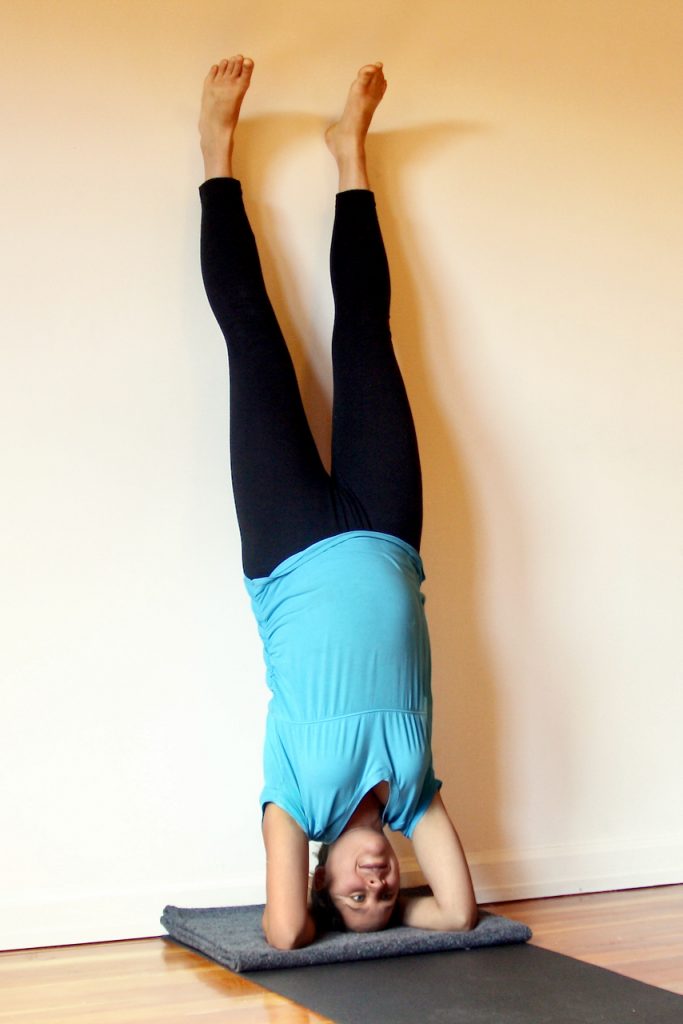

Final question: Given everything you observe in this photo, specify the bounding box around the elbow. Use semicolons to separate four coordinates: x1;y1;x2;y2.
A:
441;901;479;933
263;917;315;951
461;904;479;932
266;930;308;951
455;896;479;932
266;935;293;950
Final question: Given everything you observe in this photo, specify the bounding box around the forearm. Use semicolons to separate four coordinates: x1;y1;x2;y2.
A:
262;906;317;950
399;892;478;932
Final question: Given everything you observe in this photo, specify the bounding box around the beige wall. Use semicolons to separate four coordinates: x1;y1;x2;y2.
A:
2;0;681;947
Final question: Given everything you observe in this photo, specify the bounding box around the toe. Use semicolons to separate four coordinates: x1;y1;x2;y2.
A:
242;57;254;76
358;63;379;83
218;58;229;76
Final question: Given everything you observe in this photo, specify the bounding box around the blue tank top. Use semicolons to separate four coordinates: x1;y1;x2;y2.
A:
244;531;441;843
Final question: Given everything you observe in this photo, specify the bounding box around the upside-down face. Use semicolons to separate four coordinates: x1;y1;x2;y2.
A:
315;827;400;932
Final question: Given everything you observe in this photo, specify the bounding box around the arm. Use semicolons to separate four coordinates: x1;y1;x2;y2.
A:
261;803;316;950
399;791;478;931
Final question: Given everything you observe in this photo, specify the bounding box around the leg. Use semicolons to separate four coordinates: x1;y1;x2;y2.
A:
199;59;336;578
327;66;423;550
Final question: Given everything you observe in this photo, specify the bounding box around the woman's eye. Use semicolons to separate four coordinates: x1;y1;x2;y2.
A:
351;893;366;903
379;891;394;902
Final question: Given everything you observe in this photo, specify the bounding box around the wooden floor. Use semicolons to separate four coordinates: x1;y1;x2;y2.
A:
486;884;683;996
1;885;681;1023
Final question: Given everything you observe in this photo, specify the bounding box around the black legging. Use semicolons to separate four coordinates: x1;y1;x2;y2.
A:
199;177;422;579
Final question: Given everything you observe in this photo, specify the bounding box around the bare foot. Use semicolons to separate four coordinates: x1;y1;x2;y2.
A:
199;55;254;180
326;63;387;190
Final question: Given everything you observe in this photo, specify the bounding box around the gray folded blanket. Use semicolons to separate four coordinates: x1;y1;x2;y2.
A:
160;902;532;972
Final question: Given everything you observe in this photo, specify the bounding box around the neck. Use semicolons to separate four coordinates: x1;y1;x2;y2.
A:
340;790;384;834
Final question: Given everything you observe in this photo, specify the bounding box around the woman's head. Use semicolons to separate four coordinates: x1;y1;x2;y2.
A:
311;827;400;932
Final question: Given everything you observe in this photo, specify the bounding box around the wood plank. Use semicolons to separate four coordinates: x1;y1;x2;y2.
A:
0;938;332;1024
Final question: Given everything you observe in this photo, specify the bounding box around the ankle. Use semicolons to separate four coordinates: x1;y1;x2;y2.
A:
337;159;370;191
202;143;234;180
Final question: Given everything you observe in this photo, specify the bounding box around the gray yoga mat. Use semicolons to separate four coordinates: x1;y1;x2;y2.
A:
160;902;531;972
247;943;683;1024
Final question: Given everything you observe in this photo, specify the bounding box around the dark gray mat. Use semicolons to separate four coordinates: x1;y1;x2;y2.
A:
247;943;683;1024
160;903;531;972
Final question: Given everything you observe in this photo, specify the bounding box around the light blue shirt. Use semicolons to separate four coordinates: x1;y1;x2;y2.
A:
244;531;441;843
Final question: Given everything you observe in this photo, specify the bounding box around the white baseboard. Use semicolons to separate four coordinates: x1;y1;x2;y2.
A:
0;876;265;952
3;834;682;950
400;833;683;902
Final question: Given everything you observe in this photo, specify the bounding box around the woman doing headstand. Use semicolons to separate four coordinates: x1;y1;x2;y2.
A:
198;56;478;950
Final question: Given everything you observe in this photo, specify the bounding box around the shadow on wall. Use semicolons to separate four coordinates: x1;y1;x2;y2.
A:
371;125;508;860
228;113;507;862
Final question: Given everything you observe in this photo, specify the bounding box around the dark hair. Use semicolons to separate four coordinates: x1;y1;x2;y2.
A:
309;843;348;933
309;842;403;933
